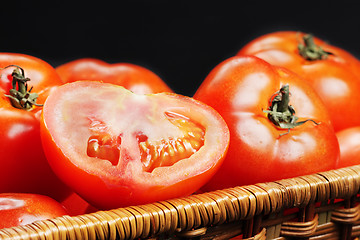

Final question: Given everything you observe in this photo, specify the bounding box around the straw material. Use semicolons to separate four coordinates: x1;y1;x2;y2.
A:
1;165;360;239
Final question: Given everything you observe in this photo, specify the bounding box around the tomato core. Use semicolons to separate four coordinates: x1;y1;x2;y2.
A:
85;109;205;173
139;111;205;172
87;133;121;165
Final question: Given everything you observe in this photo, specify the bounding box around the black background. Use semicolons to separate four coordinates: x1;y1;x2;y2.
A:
0;1;359;96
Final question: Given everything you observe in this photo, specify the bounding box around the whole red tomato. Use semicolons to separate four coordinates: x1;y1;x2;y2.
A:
0;193;68;229
194;55;339;191
55;58;172;94
40;81;229;209
238;31;360;132
0;53;70;201
60;192;98;216
336;126;360;168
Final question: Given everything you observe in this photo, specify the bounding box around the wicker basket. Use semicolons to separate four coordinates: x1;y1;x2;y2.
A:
1;165;360;240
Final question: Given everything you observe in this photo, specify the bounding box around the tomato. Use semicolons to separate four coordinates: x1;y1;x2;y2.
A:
238;31;360;132
193;55;339;191
0;53;71;201
61;192;98;216
0;193;68;229
336;126;360;168
55;58;173;94
40;81;229;209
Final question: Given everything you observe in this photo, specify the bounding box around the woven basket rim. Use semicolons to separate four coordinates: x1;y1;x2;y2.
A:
0;164;360;239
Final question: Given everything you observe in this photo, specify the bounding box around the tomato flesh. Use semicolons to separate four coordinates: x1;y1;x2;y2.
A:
85;110;205;172
139;111;205;172
87;133;121;165
41;81;229;209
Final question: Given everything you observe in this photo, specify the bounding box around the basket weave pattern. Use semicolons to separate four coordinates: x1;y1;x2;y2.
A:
1;165;360;240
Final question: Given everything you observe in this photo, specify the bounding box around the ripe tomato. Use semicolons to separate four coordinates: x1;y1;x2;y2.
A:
0;193;68;229
55;58;173;94
61;192;98;216
238;31;360;132
40;81;229;209
336;127;360;168
0;53;70;201
194;55;339;191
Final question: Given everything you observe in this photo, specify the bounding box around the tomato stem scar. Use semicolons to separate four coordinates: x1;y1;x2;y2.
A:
263;84;320;136
2;65;42;110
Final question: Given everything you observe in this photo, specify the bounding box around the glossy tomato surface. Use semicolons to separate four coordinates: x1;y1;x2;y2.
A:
55;58;172;94
0;193;68;229
0;53;70;201
194;55;339;191
60;192;97;216
336;127;360;168
41;81;229;209
238;31;360;132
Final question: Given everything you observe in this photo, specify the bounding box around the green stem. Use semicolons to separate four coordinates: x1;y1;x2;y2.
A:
3;65;42;110
263;84;319;136
298;34;333;60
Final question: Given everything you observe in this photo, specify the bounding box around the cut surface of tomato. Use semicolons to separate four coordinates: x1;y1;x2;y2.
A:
41;81;229;209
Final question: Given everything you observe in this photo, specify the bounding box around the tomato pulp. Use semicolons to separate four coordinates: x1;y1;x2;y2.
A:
41;81;229;209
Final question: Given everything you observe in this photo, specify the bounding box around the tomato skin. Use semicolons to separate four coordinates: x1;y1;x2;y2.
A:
41;81;229;209
0;193;68;229
238;31;360;132
0;53;70;201
336;127;360;168
194;55;339;191
0;53;63;104
60;192;97;216
55;58;173;94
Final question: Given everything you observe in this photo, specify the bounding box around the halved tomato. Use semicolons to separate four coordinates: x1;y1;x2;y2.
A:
40;81;229;209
